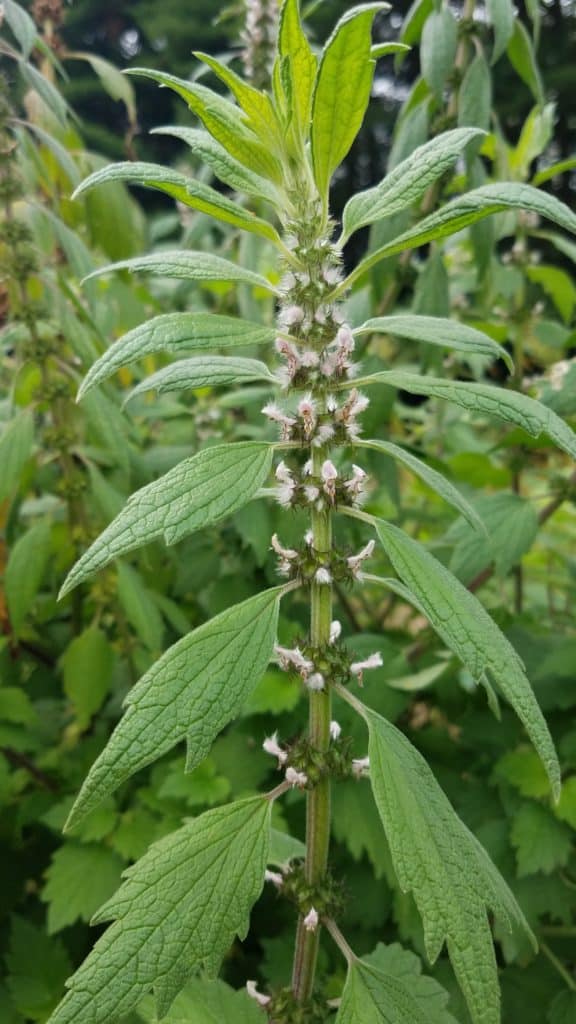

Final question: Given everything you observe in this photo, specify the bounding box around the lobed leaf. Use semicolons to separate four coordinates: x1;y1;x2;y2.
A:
353;370;576;459
278;0;318;136
65;588;282;829
336;959;430;1024
125;356;274;403
370;518;560;796
59;442;274;596
82;249;278;293
78;313;276;398
353;314;513;370
311;4;387;198
341;127;484;241
49;798;271;1024
72;163;281;244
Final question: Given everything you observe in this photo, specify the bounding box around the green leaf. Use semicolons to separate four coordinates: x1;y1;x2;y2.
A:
73;163;281;245
83;249;277;293
353;314;513;370
510;803;572;876
494;747;551;800
19;60;70;125
60;443;274;596
126;68;282;183
507;19;544;104
65;588;282;829
341;128;484;240
5;520;51;633
343;183;576;287
126;356;274;403
370;518;560;797
372;42;411;58
420;8;458;96
458;54;492;132
445;492;539;582
356;702;533;1024
279;0;318;135
42;844;124;934
0;410;34;502
548;990;576;1024
151;126;280;205
336;958;430;1024
555;776;576;829
0;688;35;724
400;0;434;46
61;627;116;728
363;944;458;1023
78;313;275;399
68;52;136;125
137;978;262;1024
486;0;514;64
117;563;164;653
49;798;271;1024
358;440;486;532
3;0;38;57
6;917;72;1021
23;121;81;187
193;51;280;144
311;4;386;197
526;265;576;323
268;828;306;869
532;157;576;187
353;371;576;460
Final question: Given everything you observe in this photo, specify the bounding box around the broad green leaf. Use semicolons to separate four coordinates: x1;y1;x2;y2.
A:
363;943;458;1024
486;0;514;64
126;68;282;183
279;0;318;135
352;371;576;460
60;443;274;596
341;128;484;240
507;19;544;104
6;917;72;1022
193;51;280;145
353;314;513;369
420;8;457;96
151;126;280;205
311;4;387;197
445;492;539;582
510;803;572;877
526;264;576;323
78;313;275;398
268;828;306;868
73;163;281;244
342;183;576;288
65;588;282;828
358;440;486;532
494;747;551;800
5;520;51;633
83;250;278;294
371;518;560;796
49;798;271;1024
61;627;116;729
0;688;35;724
3;0;38;57
354;702;533;1024
458;55;492;132
42;844;123;934
0;410;34;502
137;978;261;1024
68;52;136;124
116;563;164;653
336;958;430;1024
548;991;576;1024
126;356;274;403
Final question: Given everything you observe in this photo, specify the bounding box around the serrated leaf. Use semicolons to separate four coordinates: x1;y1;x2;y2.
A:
359;440;486;532
354;702;533;1024
343;183;576;287
494;747;550;799
336;958;430;1024
42;844;124;934
78;313;275;398
126;356;274;403
421;8;457;96
279;0;317;135
341;128;484;240
354;371;576;460
193;51;280;146
151;126;280;205
5;520;51;633
311;4;386;197
60;443;274;596
445;492;539;581
370;518;560;797
510;803;572;876
49;798;271;1024
364;943;458;1024
6;917;72;1021
137;978;262;1024
0;410;34;502
73;163;281;244
487;0;514;64
61;627;116;728
354;314;513;369
65;588;282;829
83;249;277;293
126;68;282;182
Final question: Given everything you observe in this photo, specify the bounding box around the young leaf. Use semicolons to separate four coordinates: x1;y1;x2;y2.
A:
60;442;274;596
279;0;318;135
350;700;534;1024
351;370;576;460
336;958;430;1024
83;250;278;294
311;4;387;198
358;440;486;532
487;0;514;64
370;518;560;797
78;313;275;398
125;356;274;403
49;798;272;1024
5;520;51;633
72;163;282;244
507;19;544;105
353;314;513;370
420;7;458;96
193;51;280;146
341;183;576;288
65;588;282;828
341;127;484;240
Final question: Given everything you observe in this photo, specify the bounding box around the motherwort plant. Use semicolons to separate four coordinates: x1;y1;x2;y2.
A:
49;4;576;1023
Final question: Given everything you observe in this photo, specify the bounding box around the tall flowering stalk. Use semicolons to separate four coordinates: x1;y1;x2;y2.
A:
47;3;576;1023
242;0;279;87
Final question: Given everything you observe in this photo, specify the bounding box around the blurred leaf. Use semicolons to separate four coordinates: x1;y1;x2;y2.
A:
5;917;71;1020
421;8;457;97
61;627;116;729
42;843;123;933
494;747;550;799
510;803;572;876
5;520;51;633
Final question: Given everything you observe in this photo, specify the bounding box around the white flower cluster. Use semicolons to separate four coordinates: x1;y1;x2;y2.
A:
263;386;369;447
274;322;357;387
273;459;369;511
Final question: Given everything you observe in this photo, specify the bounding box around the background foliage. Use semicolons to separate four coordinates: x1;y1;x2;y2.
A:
1;1;575;1021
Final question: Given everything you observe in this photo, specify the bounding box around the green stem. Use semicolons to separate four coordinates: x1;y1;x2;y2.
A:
541;941;576;992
